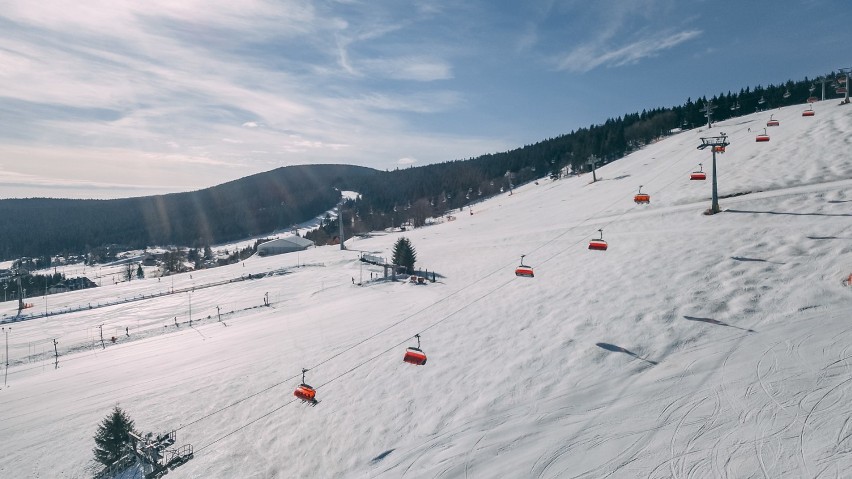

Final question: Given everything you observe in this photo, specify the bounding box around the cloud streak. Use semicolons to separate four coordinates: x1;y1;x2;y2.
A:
555;29;702;72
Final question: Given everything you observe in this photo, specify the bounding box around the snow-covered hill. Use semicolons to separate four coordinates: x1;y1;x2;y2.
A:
1;100;851;478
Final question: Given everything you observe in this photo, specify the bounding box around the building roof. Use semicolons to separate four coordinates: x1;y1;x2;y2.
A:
258;236;314;249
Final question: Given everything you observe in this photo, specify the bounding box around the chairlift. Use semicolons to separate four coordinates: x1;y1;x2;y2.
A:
514;255;534;278
730;102;740;111
712;145;726;153
807;96;818;103
758;96;766;105
802;106;815;117
766;114;779;127
839;76;848;85
755;128;770;142
588;229;608;251
783;89;791;99
294;368;318;405
837;87;848;95
690;163;706;181
403;334;427;365
633;185;650;204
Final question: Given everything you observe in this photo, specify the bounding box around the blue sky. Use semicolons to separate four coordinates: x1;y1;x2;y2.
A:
0;0;848;199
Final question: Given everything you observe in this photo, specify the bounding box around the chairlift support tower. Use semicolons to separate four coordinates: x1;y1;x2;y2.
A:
838;67;851;104
697;134;730;214
700;101;716;128
587;155;600;182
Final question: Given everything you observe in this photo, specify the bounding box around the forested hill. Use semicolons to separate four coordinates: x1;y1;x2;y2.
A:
0;164;376;259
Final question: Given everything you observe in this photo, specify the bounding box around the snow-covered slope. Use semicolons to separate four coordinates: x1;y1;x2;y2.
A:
1;100;851;478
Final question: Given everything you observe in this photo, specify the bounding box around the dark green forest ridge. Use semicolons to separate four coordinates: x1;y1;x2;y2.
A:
0;72;845;260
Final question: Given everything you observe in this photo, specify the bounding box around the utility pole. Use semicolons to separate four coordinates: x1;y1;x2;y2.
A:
817;76;831;102
697;134;730;214
3;327;10;386
99;324;105;349
53;338;59;368
338;200;345;251
16;271;24;313
838;68;851;104
188;291;192;326
700;101;716;128
264;292;269;307
587;155;599;182
217;305;221;322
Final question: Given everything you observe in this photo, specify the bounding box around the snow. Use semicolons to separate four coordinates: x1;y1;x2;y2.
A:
1;103;852;478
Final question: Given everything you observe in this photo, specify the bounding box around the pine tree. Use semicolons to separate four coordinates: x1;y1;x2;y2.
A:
93;406;136;467
392;237;417;275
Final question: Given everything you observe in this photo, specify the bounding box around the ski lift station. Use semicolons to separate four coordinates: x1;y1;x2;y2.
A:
256;236;314;256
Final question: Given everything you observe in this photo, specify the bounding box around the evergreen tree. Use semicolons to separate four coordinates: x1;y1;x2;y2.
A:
392;237;417;274
136;264;144;279
93;406;136;467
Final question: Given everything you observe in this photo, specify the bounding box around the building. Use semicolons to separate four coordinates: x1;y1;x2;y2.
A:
256;236;314;257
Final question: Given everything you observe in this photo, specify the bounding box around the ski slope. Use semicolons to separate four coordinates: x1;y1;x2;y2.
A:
1;100;851;478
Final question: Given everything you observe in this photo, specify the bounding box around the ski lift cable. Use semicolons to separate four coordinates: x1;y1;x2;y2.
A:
194;398;300;454
186;142;704;434
175;375;301;432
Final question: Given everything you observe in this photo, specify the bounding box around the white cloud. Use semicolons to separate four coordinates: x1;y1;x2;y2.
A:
397;157;417;165
354;91;463;113
362;57;453;81
555;30;702;72
241;121;260;128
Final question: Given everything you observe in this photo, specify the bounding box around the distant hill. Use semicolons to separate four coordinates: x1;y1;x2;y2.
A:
0;164;377;260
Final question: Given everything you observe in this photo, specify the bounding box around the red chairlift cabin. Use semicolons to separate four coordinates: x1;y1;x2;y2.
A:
294;368;318;405
588;228;608;251
766;114;779;127
712;145;725;153
514;254;534;278
807;96;819;103
755;128;770;142
690;163;706;181
802;106;815;117
403;334;427;365
633;185;650;204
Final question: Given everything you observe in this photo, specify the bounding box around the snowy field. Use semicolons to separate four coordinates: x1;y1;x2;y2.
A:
1;100;851;478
